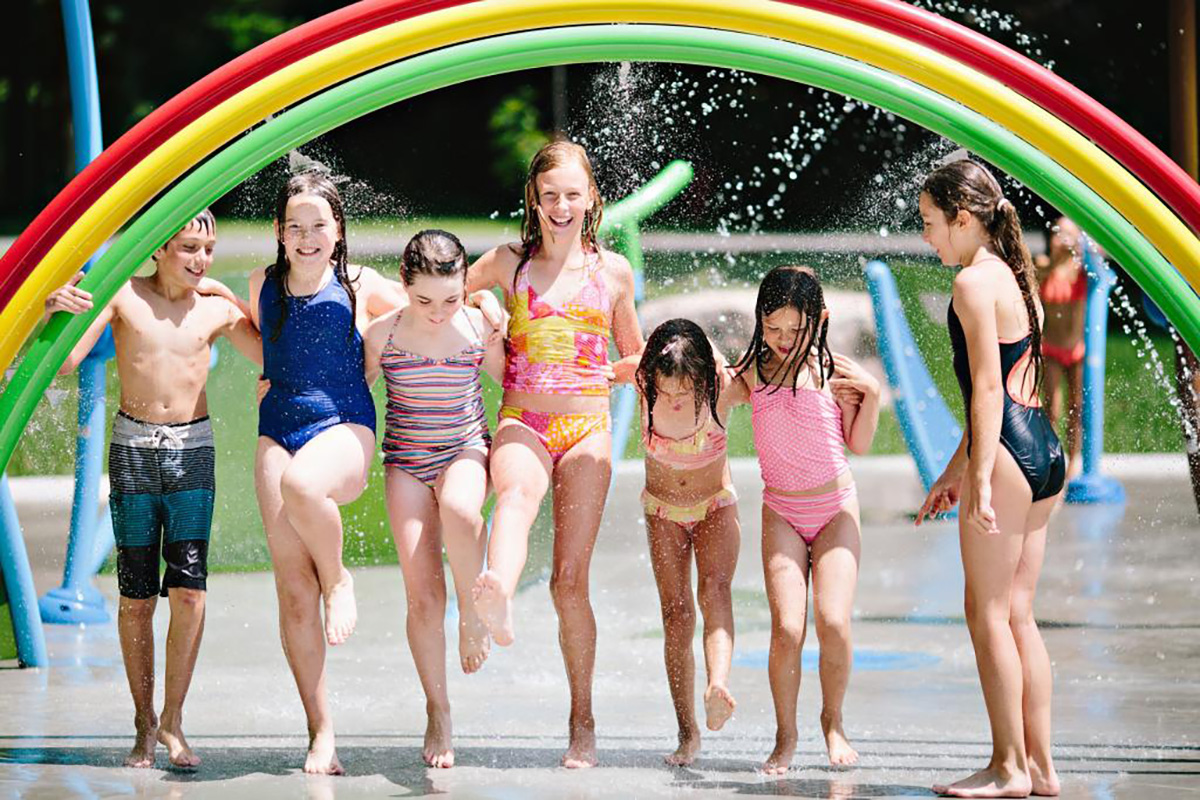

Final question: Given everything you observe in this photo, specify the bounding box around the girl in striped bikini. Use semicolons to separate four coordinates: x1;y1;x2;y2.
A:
363;230;505;769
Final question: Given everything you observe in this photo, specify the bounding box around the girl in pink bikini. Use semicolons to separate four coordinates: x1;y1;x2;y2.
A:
466;140;643;768
1036;216;1086;479
636;319;740;767
723;265;880;774
363;230;505;769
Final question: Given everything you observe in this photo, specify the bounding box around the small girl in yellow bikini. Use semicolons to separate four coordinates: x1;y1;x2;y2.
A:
635;318;740;767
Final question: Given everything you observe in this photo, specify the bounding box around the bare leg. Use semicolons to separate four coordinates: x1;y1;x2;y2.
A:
157;587;205;768
386;467;455;768
473;421;551;646
692;503;740;733
434;451;491;674
761;503;811;775
645;513;701;766
1064;362;1084;480
550;430;611;769
257;438;343;776
934;447;1034;798
1012;497;1060;796
118;596;158;768
809;500;862;767
278;424;374;646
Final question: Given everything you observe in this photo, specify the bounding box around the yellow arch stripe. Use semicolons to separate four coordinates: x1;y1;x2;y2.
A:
4;0;1197;373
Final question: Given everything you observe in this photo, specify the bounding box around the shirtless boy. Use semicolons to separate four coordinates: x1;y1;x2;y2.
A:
45;209;261;769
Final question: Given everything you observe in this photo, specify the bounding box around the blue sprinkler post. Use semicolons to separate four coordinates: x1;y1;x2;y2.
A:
39;0;116;625
1;477;49;666
1064;237;1125;504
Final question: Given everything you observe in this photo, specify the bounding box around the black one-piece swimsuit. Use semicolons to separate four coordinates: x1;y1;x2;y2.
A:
948;301;1067;502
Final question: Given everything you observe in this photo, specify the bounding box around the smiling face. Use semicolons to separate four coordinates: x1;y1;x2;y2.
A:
279;193;340;270
154;220;216;289
534;159;594;242
762;306;805;362
406;273;465;326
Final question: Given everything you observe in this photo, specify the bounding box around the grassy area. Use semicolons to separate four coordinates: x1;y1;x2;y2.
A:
6;253;1184;573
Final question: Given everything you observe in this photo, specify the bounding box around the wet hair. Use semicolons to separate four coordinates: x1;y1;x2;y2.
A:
922;159;1042;389
401;229;468;286
152;208;215;262
636;318;722;434
732;265;833;393
518;139;604;269
265;171;355;342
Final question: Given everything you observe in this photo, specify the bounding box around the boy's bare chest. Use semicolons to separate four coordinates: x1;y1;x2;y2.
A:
116;298;221;359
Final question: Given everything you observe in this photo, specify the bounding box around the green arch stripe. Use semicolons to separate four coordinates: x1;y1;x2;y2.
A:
1;24;1194;470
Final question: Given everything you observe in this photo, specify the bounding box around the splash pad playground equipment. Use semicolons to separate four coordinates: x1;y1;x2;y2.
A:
3;0;1200;667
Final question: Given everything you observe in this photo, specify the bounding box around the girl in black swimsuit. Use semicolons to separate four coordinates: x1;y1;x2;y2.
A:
915;159;1065;799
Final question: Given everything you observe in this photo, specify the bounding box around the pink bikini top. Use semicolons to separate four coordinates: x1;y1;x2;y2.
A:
642;409;728;470
751;383;848;492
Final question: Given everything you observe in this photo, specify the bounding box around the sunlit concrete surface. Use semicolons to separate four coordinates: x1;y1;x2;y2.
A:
3;456;1197;798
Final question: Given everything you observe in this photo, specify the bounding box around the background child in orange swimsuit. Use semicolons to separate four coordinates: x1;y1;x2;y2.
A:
1036;216;1087;479
635;319;739;767
363;230;505;769
466;140;643;768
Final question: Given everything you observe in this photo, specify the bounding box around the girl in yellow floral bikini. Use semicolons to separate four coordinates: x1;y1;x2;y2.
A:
466;140;643;768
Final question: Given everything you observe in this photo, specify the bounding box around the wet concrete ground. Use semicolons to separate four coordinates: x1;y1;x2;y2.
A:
3;456;1198;798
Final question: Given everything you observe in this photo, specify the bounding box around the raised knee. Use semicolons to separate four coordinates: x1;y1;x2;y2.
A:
279;469;318;509
495;481;541;512
439;500;482;533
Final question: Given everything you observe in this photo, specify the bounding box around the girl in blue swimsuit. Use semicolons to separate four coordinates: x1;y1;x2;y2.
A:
248;171;408;776
915;159;1064;799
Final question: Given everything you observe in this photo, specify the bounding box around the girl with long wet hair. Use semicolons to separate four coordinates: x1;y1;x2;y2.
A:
916;159;1065;798
466;139;644;768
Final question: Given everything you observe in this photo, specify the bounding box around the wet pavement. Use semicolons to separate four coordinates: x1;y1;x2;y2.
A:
2;456;1198;798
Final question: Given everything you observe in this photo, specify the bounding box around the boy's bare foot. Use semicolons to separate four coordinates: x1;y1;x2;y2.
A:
664;727;701;767
304;729;344;775
761;728;797;775
561;719;597;769
157;713;201;769
324;569;357;646
123;715;158;768
458;606;491;674
704;684;736;731
1029;761;1061;796
472;571;513;646
423;708;454;768
933;766;1032;798
821;710;858;766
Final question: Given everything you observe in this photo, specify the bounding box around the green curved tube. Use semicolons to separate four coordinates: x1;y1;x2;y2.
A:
2;24;1196;471
601;159;696;233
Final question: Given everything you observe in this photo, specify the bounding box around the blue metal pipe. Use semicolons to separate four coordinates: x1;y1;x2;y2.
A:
0;476;48;666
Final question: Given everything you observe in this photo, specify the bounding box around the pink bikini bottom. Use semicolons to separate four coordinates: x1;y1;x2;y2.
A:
763;484;857;545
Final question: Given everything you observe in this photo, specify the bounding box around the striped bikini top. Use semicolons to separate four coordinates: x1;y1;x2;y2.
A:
642;407;728;470
503;249;612;396
381;309;489;447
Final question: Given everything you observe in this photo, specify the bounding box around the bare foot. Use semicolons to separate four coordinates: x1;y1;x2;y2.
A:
704;684;736;731
561;720;597;769
933;766;1032;798
123;715;158;768
821;710;858;766
664;727;701;767
304;729;345;776
761;728;797;775
157;714;201;769
1029;761;1061;796
423;708;455;768
472;571;514;647
324;569;357;646
458;605;491;674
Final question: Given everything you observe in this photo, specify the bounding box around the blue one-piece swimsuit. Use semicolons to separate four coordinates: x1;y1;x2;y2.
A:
258;272;377;453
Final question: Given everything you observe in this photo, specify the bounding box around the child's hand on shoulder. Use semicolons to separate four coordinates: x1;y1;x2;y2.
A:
469;289;505;330
44;272;92;320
